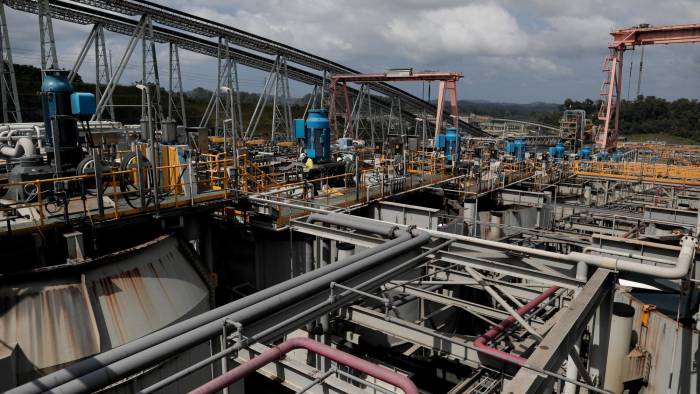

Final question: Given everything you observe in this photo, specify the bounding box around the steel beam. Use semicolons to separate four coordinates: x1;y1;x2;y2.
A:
290;222;384;248
503;269;615;393
391;283;521;322
12;0;489;136
437;250;582;289
37;0;58;69
342;305;480;366
424;268;548;300
0;3;21;122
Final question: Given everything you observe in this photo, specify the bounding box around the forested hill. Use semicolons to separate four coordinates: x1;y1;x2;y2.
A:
459;97;700;143
2;64;698;142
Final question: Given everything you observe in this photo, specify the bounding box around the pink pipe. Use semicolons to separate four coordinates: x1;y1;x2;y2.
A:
189;337;419;394
473;286;560;364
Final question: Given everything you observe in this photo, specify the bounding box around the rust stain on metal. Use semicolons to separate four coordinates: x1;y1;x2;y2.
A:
0;283;101;371
1;235;209;378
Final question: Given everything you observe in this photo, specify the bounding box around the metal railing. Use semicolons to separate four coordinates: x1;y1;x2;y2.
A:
0;155;239;233
573;160;700;186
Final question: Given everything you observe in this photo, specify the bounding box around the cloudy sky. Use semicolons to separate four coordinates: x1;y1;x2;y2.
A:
5;0;700;103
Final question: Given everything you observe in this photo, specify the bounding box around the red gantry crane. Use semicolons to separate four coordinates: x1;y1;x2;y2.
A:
328;70;463;141
596;23;700;150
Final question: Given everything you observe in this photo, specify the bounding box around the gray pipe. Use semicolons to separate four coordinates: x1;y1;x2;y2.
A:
309;212;399;239
415;227;697;279
47;231;429;394
142;237;447;394
11;231;411;394
310;214;699;280
0;137;35;158
570;235;696;279
11;226;419;394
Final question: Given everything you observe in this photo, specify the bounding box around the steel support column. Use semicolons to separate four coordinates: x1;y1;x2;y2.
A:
37;0;58;70
0;3;21;122
92;15;149;121
167;42;186;126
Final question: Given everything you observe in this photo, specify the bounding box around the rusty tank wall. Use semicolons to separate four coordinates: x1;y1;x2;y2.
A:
0;235;212;391
616;291;698;394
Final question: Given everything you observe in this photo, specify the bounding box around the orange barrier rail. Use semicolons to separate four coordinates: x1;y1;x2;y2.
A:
573;160;700;186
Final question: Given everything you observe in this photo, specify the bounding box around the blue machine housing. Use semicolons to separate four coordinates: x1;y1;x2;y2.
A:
548;143;566;159
444;127;460;163
293;109;331;162
505;138;526;161
41;70;82;168
70;92;96;119
578;147;592;160
435;134;446;150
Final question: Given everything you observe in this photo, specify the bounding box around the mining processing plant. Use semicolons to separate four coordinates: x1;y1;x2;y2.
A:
0;2;699;394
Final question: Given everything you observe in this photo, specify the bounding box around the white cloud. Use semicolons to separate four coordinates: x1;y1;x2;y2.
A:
1;0;698;102
381;4;527;61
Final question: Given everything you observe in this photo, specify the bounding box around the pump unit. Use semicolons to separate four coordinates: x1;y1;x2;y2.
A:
444;127;460;163
505;138;526;162
548;143;566;160
293;109;331;163
577;147;592;160
41;70;83;171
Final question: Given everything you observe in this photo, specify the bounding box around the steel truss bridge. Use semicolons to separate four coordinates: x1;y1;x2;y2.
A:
0;0;490;140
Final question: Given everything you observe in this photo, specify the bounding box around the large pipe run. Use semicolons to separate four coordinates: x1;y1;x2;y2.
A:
11;220;416;394
473;286;560;364
571;235;697;279
37;231;430;394
189;337;419;394
309;212;400;238
327;214;697;280
418;227;697;279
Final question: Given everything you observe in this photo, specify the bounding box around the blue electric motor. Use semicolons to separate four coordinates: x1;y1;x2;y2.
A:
578;147;592;160
41;70;83;169
293;109;331;163
506;138;526;162
435;134;446;150
444;128;460;163
548;143;566;159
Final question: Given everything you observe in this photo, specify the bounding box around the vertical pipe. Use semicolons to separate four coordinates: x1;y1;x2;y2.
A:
603;302;635;394
304;237;314;273
584;185;592;206
145;87;159;212
463;199;476;236
336;242;355;261
487;212;502;240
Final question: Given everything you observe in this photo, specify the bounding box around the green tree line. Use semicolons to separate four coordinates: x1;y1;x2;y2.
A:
3;64;698;142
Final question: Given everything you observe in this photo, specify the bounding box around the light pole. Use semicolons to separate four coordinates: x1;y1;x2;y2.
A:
136;83;159;211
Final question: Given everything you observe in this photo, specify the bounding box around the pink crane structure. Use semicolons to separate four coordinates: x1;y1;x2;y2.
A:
328;69;463;141
596;23;700;150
